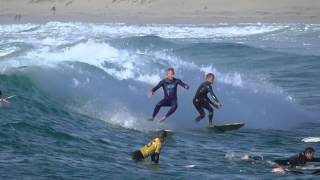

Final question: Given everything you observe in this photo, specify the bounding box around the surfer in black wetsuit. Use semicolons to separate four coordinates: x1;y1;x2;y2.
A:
193;73;222;127
272;147;320;174
148;68;189;123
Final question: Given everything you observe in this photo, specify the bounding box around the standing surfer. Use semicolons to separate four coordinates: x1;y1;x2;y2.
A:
148;68;189;123
193;73;222;127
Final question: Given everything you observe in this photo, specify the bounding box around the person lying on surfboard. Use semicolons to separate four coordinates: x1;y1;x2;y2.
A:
193;73;222;127
148;68;189;123
272;147;320;174
132;130;167;164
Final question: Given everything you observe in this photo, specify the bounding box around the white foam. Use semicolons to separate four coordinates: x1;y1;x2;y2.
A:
184;165;196;168
0;22;294;102
0;22;288;39
0;46;19;57
0;24;38;34
302;137;320;143
70;101;156;132
0;38;284;94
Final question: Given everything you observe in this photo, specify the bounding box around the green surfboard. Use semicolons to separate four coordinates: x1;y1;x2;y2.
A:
208;122;245;132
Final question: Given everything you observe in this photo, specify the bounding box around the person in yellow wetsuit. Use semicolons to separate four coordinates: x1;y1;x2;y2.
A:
132;130;167;164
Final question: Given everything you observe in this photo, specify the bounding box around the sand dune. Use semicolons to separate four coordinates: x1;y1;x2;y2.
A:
1;0;320;23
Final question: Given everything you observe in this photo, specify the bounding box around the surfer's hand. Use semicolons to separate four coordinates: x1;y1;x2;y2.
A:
185;85;190;90
272;167;287;174
148;91;154;98
217;102;222;108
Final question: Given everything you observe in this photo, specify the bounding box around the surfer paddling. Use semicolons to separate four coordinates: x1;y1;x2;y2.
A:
148;68;189;123
193;73;222;127
272;147;320;174
132;130;167;164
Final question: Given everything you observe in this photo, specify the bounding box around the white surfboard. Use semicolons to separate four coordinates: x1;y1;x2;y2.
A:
302;137;320;143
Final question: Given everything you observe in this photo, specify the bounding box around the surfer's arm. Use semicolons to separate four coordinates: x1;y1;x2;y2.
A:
272;166;289;174
151;141;162;164
177;79;189;89
208;86;219;103
151;153;160;163
206;98;219;108
208;86;222;108
274;159;290;166
151;80;164;93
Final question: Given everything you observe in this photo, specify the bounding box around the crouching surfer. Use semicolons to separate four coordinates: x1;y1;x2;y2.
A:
193;73;222;127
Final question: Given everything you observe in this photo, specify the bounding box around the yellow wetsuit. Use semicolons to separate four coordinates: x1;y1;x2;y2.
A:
140;138;162;158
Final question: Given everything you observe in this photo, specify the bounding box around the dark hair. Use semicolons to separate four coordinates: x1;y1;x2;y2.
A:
304;147;315;154
206;73;215;79
167;68;175;75
158;130;167;139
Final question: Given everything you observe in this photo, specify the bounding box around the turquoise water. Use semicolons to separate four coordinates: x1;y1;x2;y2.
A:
0;22;319;179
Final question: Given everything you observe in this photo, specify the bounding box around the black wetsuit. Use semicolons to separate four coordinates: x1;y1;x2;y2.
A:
151;78;189;119
274;152;320;167
193;81;220;123
274;153;320;175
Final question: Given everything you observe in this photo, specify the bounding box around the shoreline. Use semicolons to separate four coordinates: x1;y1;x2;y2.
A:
1;15;320;25
1;0;320;25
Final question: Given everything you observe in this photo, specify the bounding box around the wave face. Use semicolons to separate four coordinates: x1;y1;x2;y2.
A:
0;22;320;179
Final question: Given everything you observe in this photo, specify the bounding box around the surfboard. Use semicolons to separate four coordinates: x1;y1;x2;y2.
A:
208;122;245;132
302;137;320;143
289;164;320;175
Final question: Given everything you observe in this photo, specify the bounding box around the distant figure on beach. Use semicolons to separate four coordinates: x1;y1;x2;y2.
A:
14;14;21;22
52;6;56;16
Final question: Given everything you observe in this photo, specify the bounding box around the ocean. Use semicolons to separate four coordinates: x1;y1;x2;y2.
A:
0;22;319;179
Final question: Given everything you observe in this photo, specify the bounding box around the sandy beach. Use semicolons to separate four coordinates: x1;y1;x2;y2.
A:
1;0;320;24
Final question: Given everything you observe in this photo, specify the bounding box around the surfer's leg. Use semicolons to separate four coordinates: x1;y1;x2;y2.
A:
203;102;214;124
193;99;205;122
152;99;169;119
132;150;144;162
164;99;178;119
